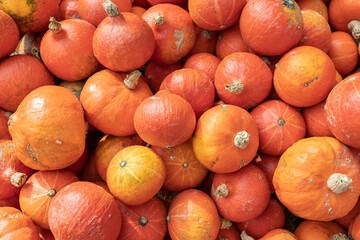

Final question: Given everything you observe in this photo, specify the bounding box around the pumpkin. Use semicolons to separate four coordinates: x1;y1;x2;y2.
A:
19;170;79;229
294;220;347;240
273;46;336;107
211;164;270;222
0;55;54;112
215;24;249;60
93;1;155;72
155;187;178;209
118;197;167;240
58;0;79;20
241;229;297;240
66;144;89;175
142;3;196;65
144;61;184;93
151;139;208;192
133;0;151;8
167;189;221;240
134;90;196;148
159;68;215;118
239;0;303;56
193;104;259;173
302;101;333;137
237;198;285;239
107;145;166;205
8;86;86;170
131;6;146;17
0;10;19;59
327;31;359;76
184;52;221;83
217;218;240;240
0;207;40;240
80;70;153;137
148;0;185;5
335;197;360;229
78;0;132;26
12;32;42;58
296;0;328;21
252;153;280;193
79;150;103;182
37;226;55;240
59;80;85;100
215;52;273;109
188;0;245;31
0;0;59;32
0;197;20;209
186;26;217;57
273;137;360;221
349;212;360;240
325;73;360;149
0;108;11;140
250;100;306;156
95;134;144;182
48;181;122;240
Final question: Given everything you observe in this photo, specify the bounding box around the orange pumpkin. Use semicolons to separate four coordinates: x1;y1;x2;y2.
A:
296;0;328;21
193;104;259;173
8;86;86;170
58;0;79;20
107;145;166;205
294;220;347;240
184;53;221;84
186;26;217;57
0;108;11;140
252;153;279;193
261;229;297;240
302;101;333;137
0;10;19;59
349;212;360;240
273;137;360;221
335;197;360;229
273;46;336;107
131;6;146;17
217;219;240;240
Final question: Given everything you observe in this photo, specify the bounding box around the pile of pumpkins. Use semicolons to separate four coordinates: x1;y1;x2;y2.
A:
0;0;360;239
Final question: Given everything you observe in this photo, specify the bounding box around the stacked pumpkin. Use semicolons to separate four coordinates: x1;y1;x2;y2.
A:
0;0;360;239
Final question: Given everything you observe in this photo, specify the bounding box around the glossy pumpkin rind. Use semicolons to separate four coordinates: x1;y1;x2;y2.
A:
252;153;280;193
294;220;346;239
58;0;80;20
0;10;19;59
259;229;297;240
329;0;360;33
184;52;221;83
302;101;333;137
296;0;329;21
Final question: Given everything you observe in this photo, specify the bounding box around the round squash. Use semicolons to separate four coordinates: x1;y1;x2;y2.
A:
241;229;297;240
217;218;240;240
184;52;221;83
186;26;217;57
302;101;333;137
0;10;19;59
349;212;360;240
296;0;328;21
58;0;79;20
131;6;146;17
252;153;280;193
294;220;347;240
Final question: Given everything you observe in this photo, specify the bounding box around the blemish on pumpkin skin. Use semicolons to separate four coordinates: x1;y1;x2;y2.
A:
304;77;319;87
26;143;43;165
174;30;185;50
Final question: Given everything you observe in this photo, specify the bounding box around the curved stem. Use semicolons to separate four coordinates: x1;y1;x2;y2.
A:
220;218;232;230
124;70;142;89
103;0;120;17
154;14;165;26
348;20;360;40
49;17;62;33
10;172;28;187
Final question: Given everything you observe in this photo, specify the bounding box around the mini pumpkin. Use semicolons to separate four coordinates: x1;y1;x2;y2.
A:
294;220;347;240
0;10;19;59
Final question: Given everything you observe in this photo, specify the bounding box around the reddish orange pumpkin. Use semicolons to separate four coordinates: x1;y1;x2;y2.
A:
294;220;347;239
184;53;221;83
37;226;55;240
142;3;196;65
66;144;89;175
193;104;259;173
250;100;306;156
302;101;333;137
107;146;166;205
0;108;11;140
246;229;297;240
349;212;360;240
252;153;279;193
151;139;208;192
131;6;146;17
133;0;151;8
0;10;19;59
118;197;167;240
297;0;329;21
93;3;155;72
217;219;240;240
48;181;122;240
274;46;336;107
0;55;54;112
19;170;79;229
335;197;360;229
0;197;20;209
186;26;217;57
58;0;79;20
80;70;153;137
188;0;245;31
134;90;196;148
8;86;86;170
240;0;304;56
167;189;221;240
237;198;285;239
0;207;40;239
215;52;273;109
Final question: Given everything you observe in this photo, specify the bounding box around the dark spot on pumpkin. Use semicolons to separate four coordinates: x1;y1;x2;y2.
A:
27;143;43;166
304;77;319;87
47;189;56;197
283;0;295;9
278;118;285;126
138;216;149;227
120;160;127;168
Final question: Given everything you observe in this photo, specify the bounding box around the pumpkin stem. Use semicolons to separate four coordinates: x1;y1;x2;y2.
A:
138;216;149;227
47;189;57;197
103;0;120;17
31;47;41;61
261;56;271;66
124;70;142;89
10;172;28;187
202;29;212;39
220;218;232;230
154;14;165;26
332;233;349;240
327;173;352;194
348;20;360;40
234;131;250;149
215;184;229;199
49;17;62;33
225;82;244;94
240;231;255;240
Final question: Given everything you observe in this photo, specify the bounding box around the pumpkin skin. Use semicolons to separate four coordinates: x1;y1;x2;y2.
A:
95;134;144;182
48;181;122;240
184;52;221;83
151;139;208;192
211;164;270;222
186;26;217;57
252;153;279;193
349;212;360;240
302;101;333;137
40;18;99;81
131;6;146;17
237;198;285;239
335;197;360;229
133;0;151;8
142;3;196;65
19;170;79;229
0;55;54;112
325;73;360;148
58;0;79;20
215;52;273;110
327;31;359;76
273;46;336;107
296;0;328;21
8;86;86;170
107;145;166;205
258;229;297;240
250;100;306;156
329;0;360;36
0;0;59;33
148;0;185;5
0;109;11;140
239;0;304;56
273;137;360;221
0;197;20;209
0;207;41;240
118;197;167;240
294;220;346;240
80;70;153;137
93;7;155;72
37;226;55;240
217;220;240;240
188;0;246;31
0;140;35;200
134;90;196;148
78;0;132;26
0;10;19;59
193;104;259;173
167;189;221;240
